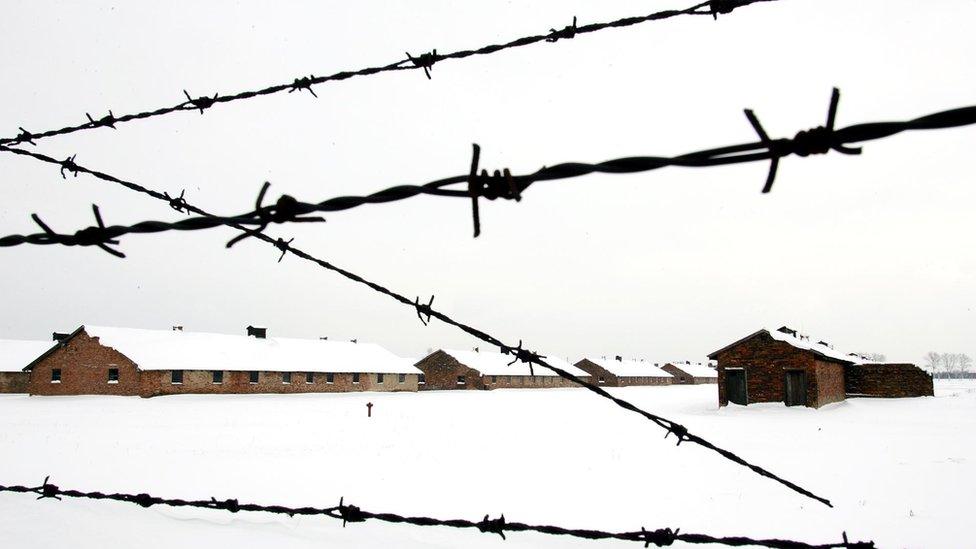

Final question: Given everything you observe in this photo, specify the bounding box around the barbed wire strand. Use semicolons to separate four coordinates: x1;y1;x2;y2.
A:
0;478;874;548
3;89;976;251
0;144;833;508
0;0;778;148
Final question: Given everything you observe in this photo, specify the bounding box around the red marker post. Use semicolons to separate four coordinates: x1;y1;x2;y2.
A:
367;402;373;418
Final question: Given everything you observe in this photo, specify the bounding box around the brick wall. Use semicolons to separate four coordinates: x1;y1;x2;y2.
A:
813;360;846;408
660;364;692;384
141;370;418;396
846;363;934;398
28;331;143;396
0;372;29;393
414;351;485;391
574;359;619;387
482;374;583;389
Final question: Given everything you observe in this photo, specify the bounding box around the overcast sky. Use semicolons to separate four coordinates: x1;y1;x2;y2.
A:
0;0;972;365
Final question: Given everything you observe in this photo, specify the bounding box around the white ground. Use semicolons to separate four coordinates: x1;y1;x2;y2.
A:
0;380;972;548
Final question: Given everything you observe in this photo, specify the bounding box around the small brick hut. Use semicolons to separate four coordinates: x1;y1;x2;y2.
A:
414;348;589;390
24;325;422;397
708;326;934;409
659;361;718;385
574;357;675;387
0;339;52;393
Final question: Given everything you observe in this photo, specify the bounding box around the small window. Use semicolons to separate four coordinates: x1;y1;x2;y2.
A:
212;371;223;384
352;373;360;384
398;373;405;383
491;375;497;383
282;372;292;384
108;368;119;383
377;373;385;383
51;369;61;383
326;372;335;384
249;371;259;384
171;370;183;384
598;376;605;384
418;374;426;384
305;372;314;384
457;375;466;385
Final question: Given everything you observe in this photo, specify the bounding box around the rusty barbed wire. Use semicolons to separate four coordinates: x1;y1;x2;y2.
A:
3;89;976;252
0;142;833;508
0;477;873;548
0;0;777;147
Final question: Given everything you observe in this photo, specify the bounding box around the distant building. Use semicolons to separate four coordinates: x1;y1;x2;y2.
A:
24;325;422;397
414;348;589;390
0;339;53;393
574;356;674;387
708;326;934;409
659;361;718;385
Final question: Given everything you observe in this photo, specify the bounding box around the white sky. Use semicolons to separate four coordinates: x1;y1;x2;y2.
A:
0;0;972;364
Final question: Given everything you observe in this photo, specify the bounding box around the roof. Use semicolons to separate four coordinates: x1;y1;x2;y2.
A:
0;339;54;372
662;361;718;378
582;358;674;378
439;349;590;378
77;326;421;374
707;326;872;365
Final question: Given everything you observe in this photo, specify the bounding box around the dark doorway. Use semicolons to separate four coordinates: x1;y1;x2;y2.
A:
784;370;808;407
726;370;747;405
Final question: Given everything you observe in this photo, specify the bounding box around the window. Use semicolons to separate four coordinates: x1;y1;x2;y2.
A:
305;372;314;384
282;372;292;384
326;372;334;384
491;375;497;383
171;370;183;384
398;373;405;383
377;373;385;383
418;374;426;384
598;376;605;384
457;375;466;385
249;371;259;384
51;369;61;383
108;368;119;383
212;371;223;384
352;373;360;384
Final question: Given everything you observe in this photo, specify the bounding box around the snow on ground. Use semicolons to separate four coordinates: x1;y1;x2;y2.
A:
0;380;973;548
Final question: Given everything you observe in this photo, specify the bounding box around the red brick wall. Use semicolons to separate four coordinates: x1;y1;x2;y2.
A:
414;351;485;390
661;364;692;384
715;332;831;407
846;363;934;398
28;331;143;396
813;360;846;408
483;374;582;389
574;359;619;387
141;370;418;396
0;372;29;393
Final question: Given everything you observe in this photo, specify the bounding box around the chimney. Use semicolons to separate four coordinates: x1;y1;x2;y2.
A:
350;338;358;344
777;326;798;337
172;326;183;332
615;355;622;362
818;340;831;348
319;336;328;340
474;347;479;353
52;332;69;342
246;326;267;339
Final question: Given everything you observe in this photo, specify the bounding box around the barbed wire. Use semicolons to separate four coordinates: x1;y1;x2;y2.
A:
0;477;873;548
3;89;976;252
0;0;778;148
0;140;832;508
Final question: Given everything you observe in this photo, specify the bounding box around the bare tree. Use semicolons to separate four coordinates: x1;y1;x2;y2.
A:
960;354;973;378
924;352;942;374
943;353;961;378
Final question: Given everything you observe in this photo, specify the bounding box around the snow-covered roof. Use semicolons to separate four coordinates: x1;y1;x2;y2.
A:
662;361;718;378
583;358;674;378
83;326;421;374
709;326;877;366
440;349;590;378
0;339;53;372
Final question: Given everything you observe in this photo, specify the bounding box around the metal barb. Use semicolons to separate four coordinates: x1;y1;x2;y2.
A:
709;0;741;20
477;514;507;540
547;16;578;42
414;295;435;326
15;127;36;146
37;476;61;501
60;155;79;179
274;237;294;263
86;110;117;129
640;526;679;547
405;50;439;79
164;189;189;214
183;90;219;114
288;75;318;97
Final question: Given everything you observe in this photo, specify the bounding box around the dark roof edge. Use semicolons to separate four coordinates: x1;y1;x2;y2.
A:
706;329;768;359
23;325;85;371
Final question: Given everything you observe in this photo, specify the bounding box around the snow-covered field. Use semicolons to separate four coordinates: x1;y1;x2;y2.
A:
0;380;973;548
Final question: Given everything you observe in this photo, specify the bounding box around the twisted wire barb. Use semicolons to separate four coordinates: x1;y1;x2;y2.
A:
0;145;833;507
4;90;976;252
0;0;777;147
0;478;874;548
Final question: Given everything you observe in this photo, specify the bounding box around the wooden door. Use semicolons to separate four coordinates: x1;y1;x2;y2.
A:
784;370;807;407
726;370;747;405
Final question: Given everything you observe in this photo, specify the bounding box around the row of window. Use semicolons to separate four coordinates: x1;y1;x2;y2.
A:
50;368;118;383
461;375;569;385
49;369;421;386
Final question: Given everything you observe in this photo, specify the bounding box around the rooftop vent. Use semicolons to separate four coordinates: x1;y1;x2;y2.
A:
615;355;622;362
172;326;183;332
350;339;358;344
52;332;69;342
777;326;798;337
473;347;479;353
246;326;267;339
319;336;328;340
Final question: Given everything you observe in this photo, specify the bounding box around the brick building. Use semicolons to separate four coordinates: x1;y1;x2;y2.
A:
708;326;934;409
659;361;718;385
1;339;52;393
574;357;675;387
413;348;590;390
24;325;422;397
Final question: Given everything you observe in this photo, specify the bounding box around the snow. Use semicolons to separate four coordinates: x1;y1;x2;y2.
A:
82;326;420;374
438;349;589;378
765;327;872;365
584;357;674;378
664;361;718;378
0;381;973;548
0;339;53;372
